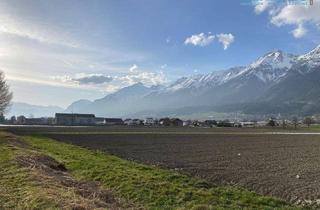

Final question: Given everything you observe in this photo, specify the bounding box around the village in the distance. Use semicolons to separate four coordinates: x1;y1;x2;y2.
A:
1;112;318;128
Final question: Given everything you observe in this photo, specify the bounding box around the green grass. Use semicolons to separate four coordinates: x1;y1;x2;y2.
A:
302;124;320;132
23;134;301;210
0;135;59;210
0;132;129;209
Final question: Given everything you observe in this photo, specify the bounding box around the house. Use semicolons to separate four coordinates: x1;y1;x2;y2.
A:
159;118;171;126
16;115;27;124
95;117;105;125
55;113;96;126
241;121;256;127
171;118;183;126
124;118;133;125
204;120;217;127
144;118;155;126
192;120;202;127
217;120;234;127
105;118;124;125
183;120;192;127
47;117;55;125
26;118;49;125
132;119;143;125
16;116;53;125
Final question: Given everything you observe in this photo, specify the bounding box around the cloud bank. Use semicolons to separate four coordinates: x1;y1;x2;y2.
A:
53;65;167;93
72;74;113;84
254;0;320;38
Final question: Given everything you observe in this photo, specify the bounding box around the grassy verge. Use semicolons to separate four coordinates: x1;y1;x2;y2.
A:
0;132;131;210
20;134;301;210
0;134;59;209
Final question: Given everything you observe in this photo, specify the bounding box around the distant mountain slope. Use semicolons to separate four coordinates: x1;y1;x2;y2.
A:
65;83;164;117
67;44;320;117
7;102;63;118
65;99;92;113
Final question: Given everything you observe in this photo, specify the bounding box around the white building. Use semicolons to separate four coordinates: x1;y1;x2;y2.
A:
144;118;155;126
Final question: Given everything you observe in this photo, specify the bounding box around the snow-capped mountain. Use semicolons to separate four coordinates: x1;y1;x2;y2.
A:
165;66;245;92
250;50;296;69
239;50;297;83
67;44;320;117
297;45;320;69
165;50;297;93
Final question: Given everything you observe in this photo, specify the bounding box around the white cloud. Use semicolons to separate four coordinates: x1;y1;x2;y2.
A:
118;70;167;87
129;64;138;72
0;13;80;48
271;3;320;27
184;32;235;49
254;0;271;14
184;33;215;47
255;0;320;38
53;68;168;93
216;33;235;50
53;73;113;85
72;74;113;84
292;24;307;38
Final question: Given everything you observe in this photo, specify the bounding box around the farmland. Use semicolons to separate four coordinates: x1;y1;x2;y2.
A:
1;127;302;210
7;126;320;208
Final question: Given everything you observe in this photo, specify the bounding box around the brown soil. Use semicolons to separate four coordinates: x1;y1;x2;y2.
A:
17;155;67;172
45;132;320;208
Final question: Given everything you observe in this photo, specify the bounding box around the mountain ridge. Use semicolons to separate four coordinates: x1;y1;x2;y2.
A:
7;102;64;118
18;44;320;118
66;44;320;118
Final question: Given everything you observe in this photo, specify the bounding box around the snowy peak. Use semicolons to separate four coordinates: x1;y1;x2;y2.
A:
304;44;320;57
165;46;320;92
165;67;245;92
298;45;320;67
236;50;298;83
250;50;296;69
64;44;320;117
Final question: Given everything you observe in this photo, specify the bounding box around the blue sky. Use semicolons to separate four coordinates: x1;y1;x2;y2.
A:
1;0;319;107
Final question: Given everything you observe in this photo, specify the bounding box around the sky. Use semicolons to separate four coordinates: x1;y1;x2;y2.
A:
0;0;320;108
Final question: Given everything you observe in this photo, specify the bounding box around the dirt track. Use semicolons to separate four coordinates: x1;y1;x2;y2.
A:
36;131;320;207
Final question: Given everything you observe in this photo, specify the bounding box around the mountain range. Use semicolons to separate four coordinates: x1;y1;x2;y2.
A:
7;102;64;118
10;44;320;118
66;44;320;118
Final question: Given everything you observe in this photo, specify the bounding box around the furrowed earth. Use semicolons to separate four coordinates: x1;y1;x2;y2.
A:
8;126;320;208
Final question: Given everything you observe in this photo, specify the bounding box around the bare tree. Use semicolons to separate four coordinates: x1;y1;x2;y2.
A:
303;117;313;127
282;119;287;129
267;118;276;127
0;71;12;114
292;116;298;129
